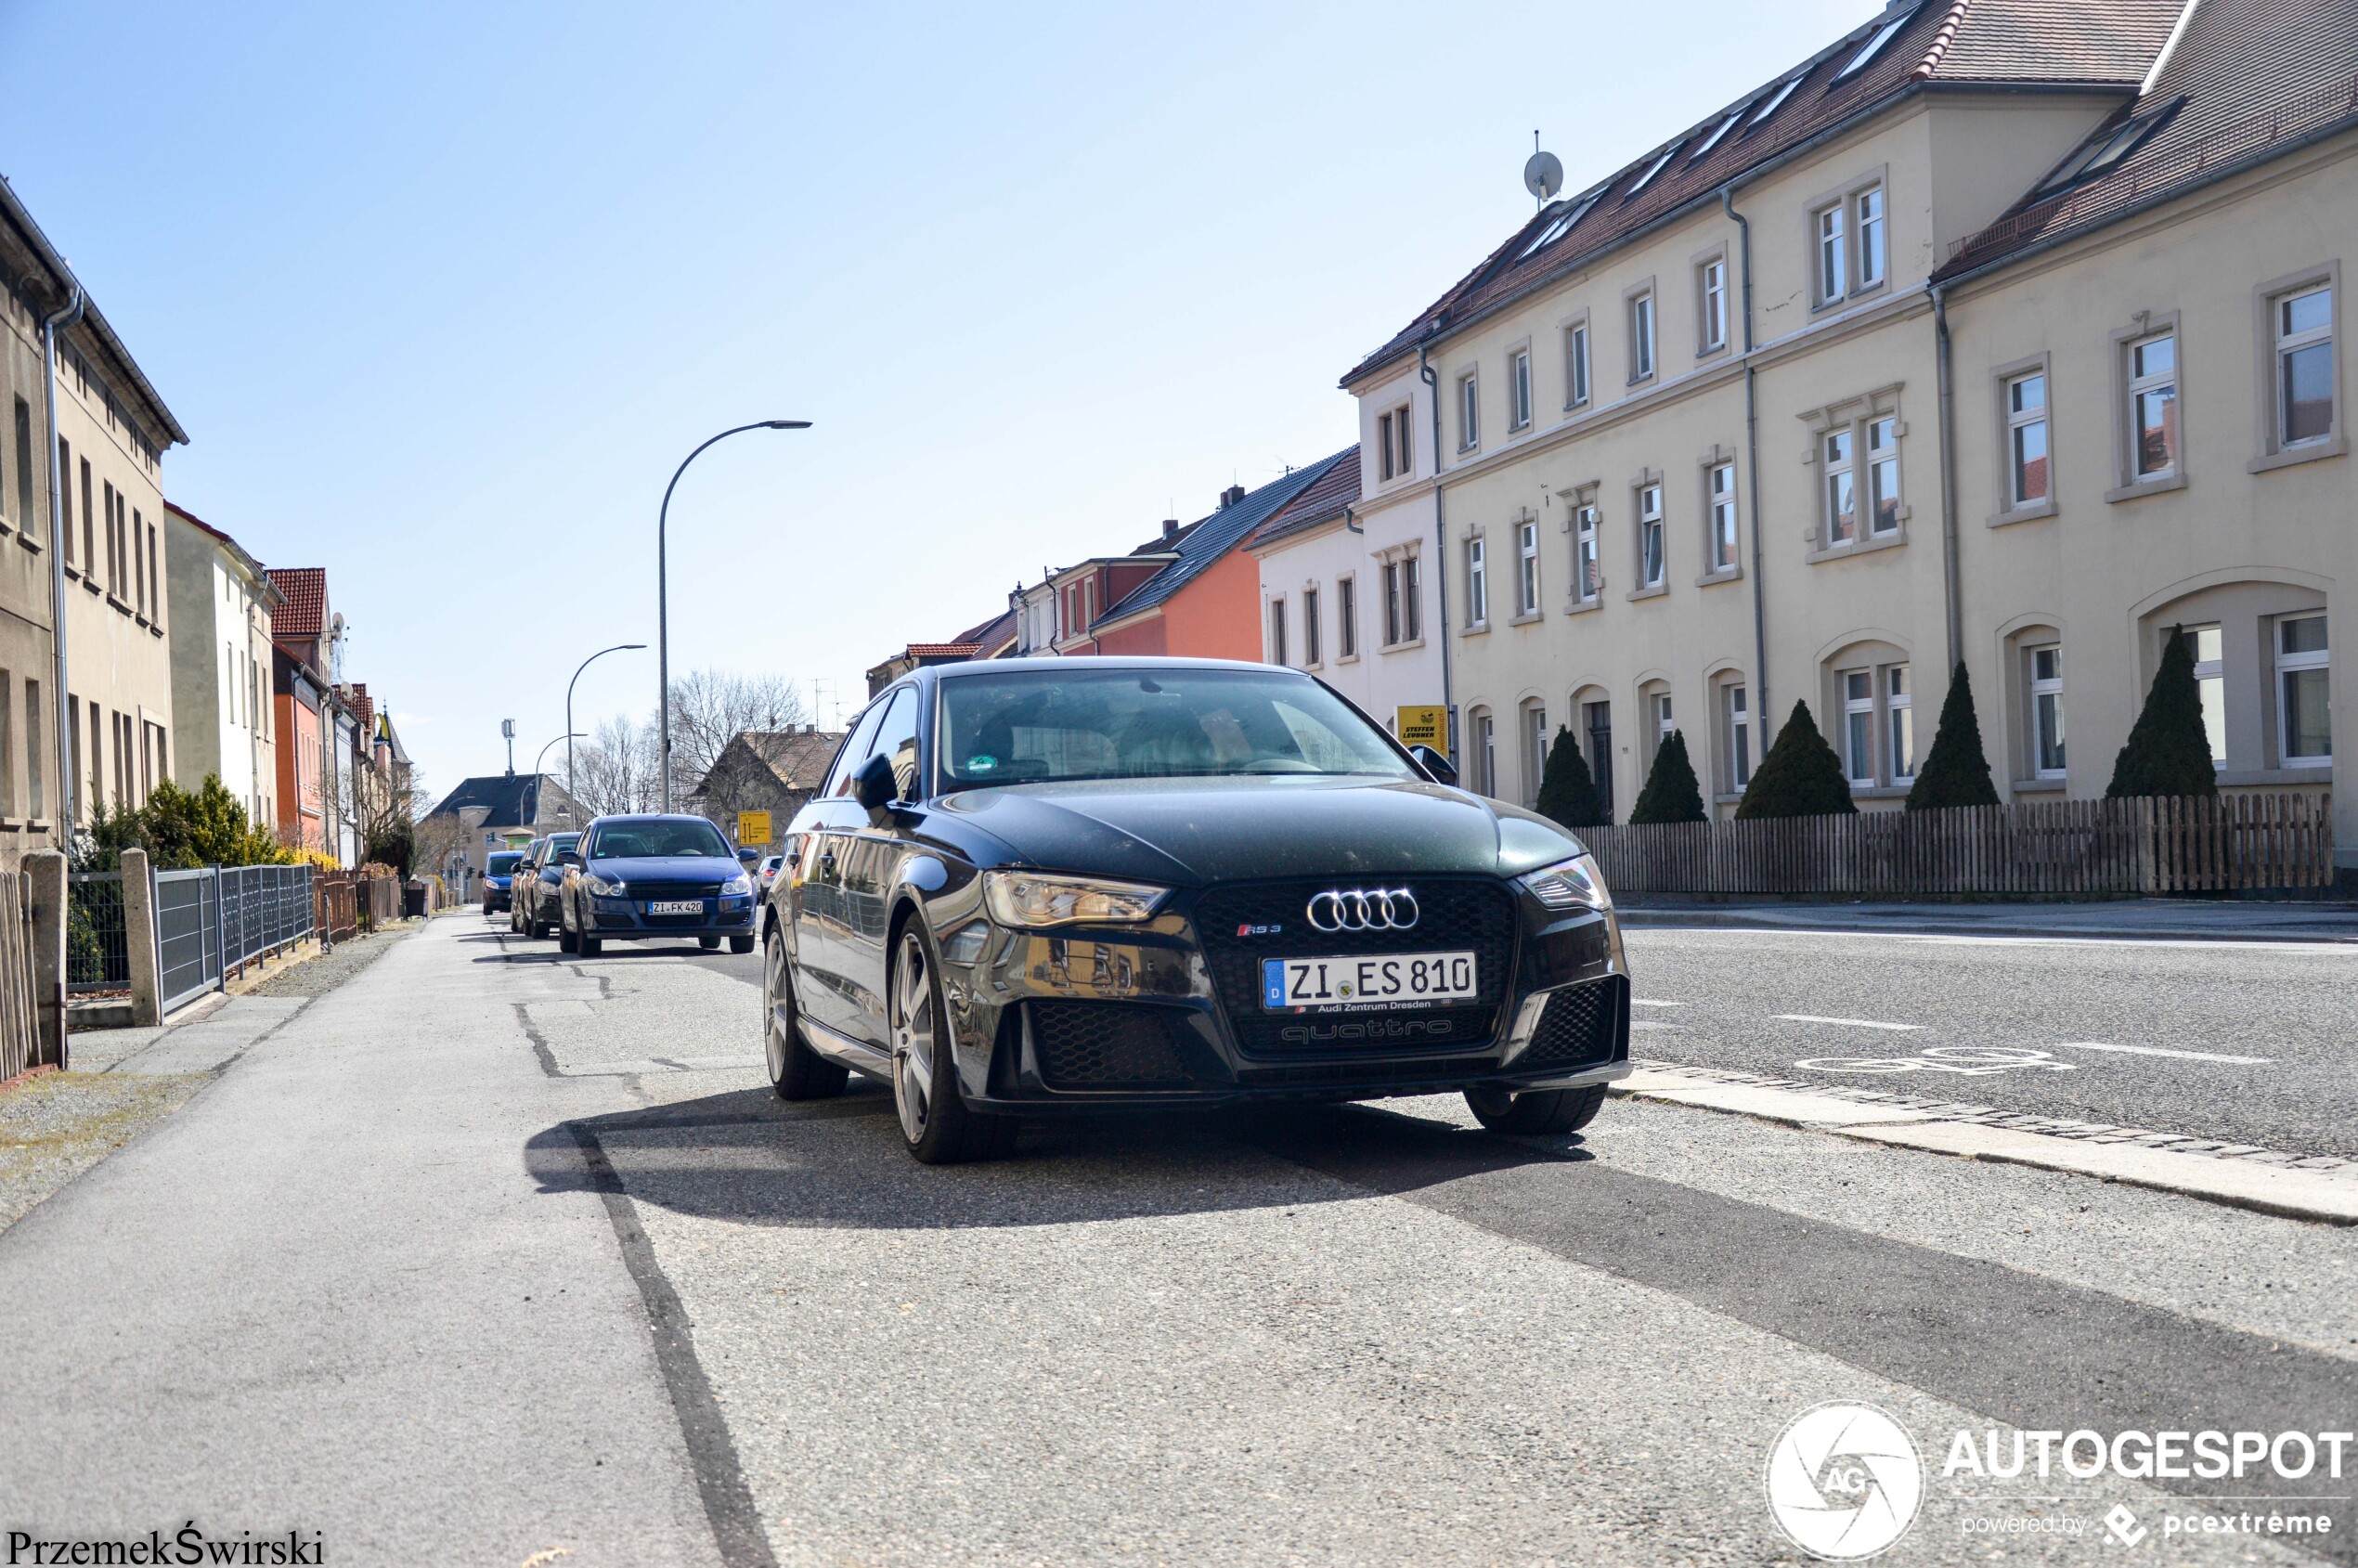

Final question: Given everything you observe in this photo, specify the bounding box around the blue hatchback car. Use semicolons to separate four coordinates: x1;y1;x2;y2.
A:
557;814;758;956
481;850;525;914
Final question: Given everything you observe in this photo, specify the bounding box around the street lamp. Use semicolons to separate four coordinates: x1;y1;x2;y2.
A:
533;732;583;782
656;420;811;810
566;643;645;806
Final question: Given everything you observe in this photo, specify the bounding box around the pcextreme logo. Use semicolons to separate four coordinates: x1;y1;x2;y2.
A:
1766;1402;1925;1560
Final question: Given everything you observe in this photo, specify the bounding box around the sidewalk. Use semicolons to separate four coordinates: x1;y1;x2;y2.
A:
1618;897;2358;942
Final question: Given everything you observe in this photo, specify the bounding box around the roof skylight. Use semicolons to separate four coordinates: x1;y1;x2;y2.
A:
2032;101;2181;195
1626;141;1683;199
1833;7;1916;81
1516;191;1600;258
1690;108;1746;162
1749;75;1802;127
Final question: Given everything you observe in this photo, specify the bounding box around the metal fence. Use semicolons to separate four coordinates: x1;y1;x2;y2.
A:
67;871;130;995
155;863;319;1015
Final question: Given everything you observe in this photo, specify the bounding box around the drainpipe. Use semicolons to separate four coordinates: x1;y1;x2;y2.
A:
1342;501;1361;535
1720;187;1771;749
41;286;84;835
1418;343;1456;762
1933;282;1963;671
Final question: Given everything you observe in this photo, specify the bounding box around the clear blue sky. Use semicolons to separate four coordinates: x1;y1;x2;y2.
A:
0;0;1869;796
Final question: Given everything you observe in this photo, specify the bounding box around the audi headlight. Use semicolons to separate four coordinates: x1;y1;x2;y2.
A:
722;874;752;896
982;870;1168;928
1519;852;1611;911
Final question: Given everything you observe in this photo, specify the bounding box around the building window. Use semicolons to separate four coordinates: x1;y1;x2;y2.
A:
1378;410;1398;480
2028;644;2066;778
1302;587;1321;667
2175;624;2227;762
1516;520;1539;616
1574;503;1600;601
1724;682;1752;792
2277;615;2330;764
1403;556;1421;641
1707;461;1737;572
1628;292;1655;382
0;669;13;816
1817;202;1846;305
1650;691;1675;767
1473;710;1496;797
1699;257;1728;354
1465;537;1487;627
1855;187;1885;291
1868;416;1900;535
1338;576;1357;658
2275;284;2335;447
1383;563;1402;644
1522;702;1548;805
1638;484;1665;589
2128;331;2178;480
23;680;40;820
1508;349;1533;432
1823;428;1858;546
1886;664;1914;781
1583;700;1614;820
11;398;30;528
1268;598;1287;666
1565;321;1591;408
1842;670;1875;784
2006;372;2049;506
1458;373;1479;451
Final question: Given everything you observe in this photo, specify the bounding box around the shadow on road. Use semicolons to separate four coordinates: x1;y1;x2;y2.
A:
524;1083;1590;1232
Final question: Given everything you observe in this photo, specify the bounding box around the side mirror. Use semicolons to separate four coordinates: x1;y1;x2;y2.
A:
1409;745;1458;787
852;752;899;812
557;850;583;868
736;847;760;867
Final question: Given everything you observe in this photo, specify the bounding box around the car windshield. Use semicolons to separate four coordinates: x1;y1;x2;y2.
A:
548;834;580;856
586;820;732;859
938;667;1414;788
486;853;522;875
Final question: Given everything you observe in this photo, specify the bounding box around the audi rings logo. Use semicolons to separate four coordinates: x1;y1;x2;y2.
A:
1305;888;1419;933
1766;1402;1924;1560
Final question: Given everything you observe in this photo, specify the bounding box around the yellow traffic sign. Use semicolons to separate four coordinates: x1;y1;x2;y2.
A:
1395;706;1446;747
736;810;773;847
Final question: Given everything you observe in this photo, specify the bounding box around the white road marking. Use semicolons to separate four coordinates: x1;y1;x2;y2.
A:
2049;1041;2274;1065
1773;1014;1924;1031
1631;998;1685;1007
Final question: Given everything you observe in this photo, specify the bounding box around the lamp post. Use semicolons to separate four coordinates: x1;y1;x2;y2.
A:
566;643;645;807
657;421;811;810
533;732;583;784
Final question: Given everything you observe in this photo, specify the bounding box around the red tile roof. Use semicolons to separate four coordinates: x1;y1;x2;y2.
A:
1344;0;2183;388
342;683;374;735
903;642;982;659
268;567;327;640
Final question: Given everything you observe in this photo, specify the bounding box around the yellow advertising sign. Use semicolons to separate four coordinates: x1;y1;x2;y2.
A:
736;810;774;847
1395;706;1446;747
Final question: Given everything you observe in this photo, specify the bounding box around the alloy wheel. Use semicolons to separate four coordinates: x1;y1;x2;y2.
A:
891;931;935;1144
763;929;791;1082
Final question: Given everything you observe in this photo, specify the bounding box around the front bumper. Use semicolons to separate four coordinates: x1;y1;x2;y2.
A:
934;876;1630;1110
590;894;757;939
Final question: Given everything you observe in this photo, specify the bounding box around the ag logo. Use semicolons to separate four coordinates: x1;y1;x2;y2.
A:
1765;1402;1924;1560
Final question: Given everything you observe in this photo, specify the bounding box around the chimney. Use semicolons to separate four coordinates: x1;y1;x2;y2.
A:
1219;484;1246;510
1160;517;1179;538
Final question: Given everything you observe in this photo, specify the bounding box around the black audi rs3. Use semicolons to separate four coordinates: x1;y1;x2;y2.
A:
763;657;1631;1163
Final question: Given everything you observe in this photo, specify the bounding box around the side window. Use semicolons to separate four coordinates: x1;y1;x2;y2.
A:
824;701;891;797
871;688;922;800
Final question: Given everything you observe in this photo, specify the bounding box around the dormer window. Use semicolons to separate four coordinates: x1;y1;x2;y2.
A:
1834;7;1916;82
1626;142;1681;199
1690;108;1745;162
1748;76;1802;129
2033;101;2182;197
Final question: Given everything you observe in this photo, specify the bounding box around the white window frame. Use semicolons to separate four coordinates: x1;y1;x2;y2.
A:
1699;256;1728;355
1816;202;1846;306
1637;483;1665;589
1855;186;1886;292
1522;701;1548;805
1465;536;1487;628
1867;415;1900;536
1474;710;1496;797
2274;282;2336;450
2276;613;2330;766
1842;669;1875;785
1565;319;1591;408
1724;680;1752;792
2177;624;2227;764
1707;460;1737;573
1377;409;1398;481
1402;554;1423;641
1267;597;1287;666
1516;519;1539;616
1302;586;1321;667
1574;503;1600;603
2028;644;2066;779
1823;427;1858;547
1457;372;1479;452
2128;330;2179;481
1651;690;1676;759
1628;290;1655;383
2005;369;2050;509
1886;663;1914;782
1382;562;1403;646
1508;348;1533;433
1336;575;1357;660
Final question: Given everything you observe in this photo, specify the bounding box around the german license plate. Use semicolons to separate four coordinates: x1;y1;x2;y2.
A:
1262;951;1478;1012
647;900;703;915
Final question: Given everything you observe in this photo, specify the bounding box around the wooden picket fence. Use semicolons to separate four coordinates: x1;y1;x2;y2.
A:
1583;793;2336;897
0;873;41;1081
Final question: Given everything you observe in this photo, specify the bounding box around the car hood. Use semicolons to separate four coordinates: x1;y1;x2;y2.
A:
933;775;1584;887
585;855;745;886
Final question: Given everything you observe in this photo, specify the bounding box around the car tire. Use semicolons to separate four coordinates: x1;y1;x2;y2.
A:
578;933;602;957
558;914;578;954
1464;1082;1607;1135
699;935;720;951
888;925;1016;1164
728;933;754;954
764;925;847;1101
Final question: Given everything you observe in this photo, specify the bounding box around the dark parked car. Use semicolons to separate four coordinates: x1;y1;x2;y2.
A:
517;833;580;939
482;850;525;915
762;657;1629;1164
506;839;546;933
558;814;758;956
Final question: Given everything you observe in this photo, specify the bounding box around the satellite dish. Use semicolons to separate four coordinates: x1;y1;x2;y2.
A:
1524;149;1564;203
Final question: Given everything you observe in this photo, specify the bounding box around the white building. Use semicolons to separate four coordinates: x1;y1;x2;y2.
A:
164;503;279;826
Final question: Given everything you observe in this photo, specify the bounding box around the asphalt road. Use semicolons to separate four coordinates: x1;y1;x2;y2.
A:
1619;928;2358;1160
0;913;2349;1566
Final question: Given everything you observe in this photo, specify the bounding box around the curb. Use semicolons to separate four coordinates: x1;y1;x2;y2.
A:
1617;909;2358;944
0;1063;58;1096
1612;1066;2358;1225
